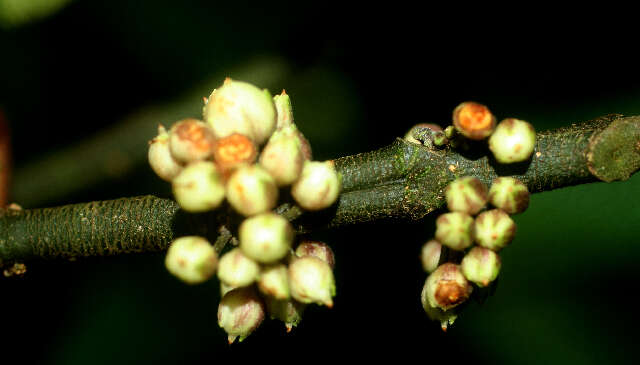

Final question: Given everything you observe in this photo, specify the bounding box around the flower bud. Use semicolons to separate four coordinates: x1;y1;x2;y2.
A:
291;160;341;211
148;125;183;181
435;212;475;250
461;246;501;287
420;239;442;273
217;248;260;287
488;177;530;214
289;256;336;307
452;102;496;140
218;287;265;344
444;176;489;215
423;263;472;311
168;118;216;163
212;133;257;173
258;264;290;299
165;236;217;284
226;164;278;216
203;78;276;145
421;293;458;332
488;118;536;163
273;90;294;129
172;161;225;212
404;123;443;145
474;209;516;251
295;240;335;269
239;212;294;264
265;297;306;332
259;126;306;186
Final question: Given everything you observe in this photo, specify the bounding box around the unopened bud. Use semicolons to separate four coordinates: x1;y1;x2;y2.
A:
273;90;294;129
289;256;336;307
420;239;442;273
217;248;260;287
265;297;306;332
421;293;458;332
291;160;341;211
165;236;217;284
172;161;225;212
212;133;257;173
239;212;294;264
488;177;530;214
168;118;216;163
474;209;516;251
259;126;306;186
295;240;335;269
226;164;278;216
404;123;443;145
452;102;496;140
218;287;265;344
423;263;473;311
435;212;475;250
488;118;536;163
148;125;183;181
444;176;489;215
258;264;290;299
461;246;501;287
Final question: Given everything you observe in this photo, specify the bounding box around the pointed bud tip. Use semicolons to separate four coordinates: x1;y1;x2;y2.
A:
281;89;287;96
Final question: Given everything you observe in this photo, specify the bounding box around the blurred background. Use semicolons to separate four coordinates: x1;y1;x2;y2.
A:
1;1;640;364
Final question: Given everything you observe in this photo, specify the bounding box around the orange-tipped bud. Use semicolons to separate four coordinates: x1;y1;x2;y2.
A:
452;102;496;140
212;133;257;173
169;119;216;163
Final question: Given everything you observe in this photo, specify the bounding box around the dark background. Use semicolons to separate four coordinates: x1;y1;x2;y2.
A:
1;2;640;364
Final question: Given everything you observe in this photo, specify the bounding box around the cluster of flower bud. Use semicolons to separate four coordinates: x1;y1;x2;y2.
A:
420;175;530;330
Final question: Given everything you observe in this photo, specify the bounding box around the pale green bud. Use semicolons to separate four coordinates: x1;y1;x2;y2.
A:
172;161;225;212
217;248;260;287
148;125;183;182
423;263;473;311
165;236;217;284
452;101;496;140
258;264;290;299
203;78;276;145
289;256;336;307
226;164;278;216
474;209;516;251
295;240;335;269
259;126;306;186
444;176;489;215
291;160;341;211
420;239;442;273
218;287;265;344
489;118;536;163
488;177;530;214
265;297;306;332
461;246;501;287
239;212;294;264
435;212;475;250
273;90;294;129
421;292;458;332
168;118;216;163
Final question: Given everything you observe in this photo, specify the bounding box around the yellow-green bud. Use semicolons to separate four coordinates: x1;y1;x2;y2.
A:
168;118;216;163
423;263;473;311
259;126;306;186
461;246;501;287
273;90;294;129
148;125;183;181
452;102;496;140
239;212;294;264
218;287;265;344
488;118;536;163
488;177;530;214
164;236;217;284
258;264;290;299
295;240;335;269
289;256;336;307
444;176;489;215
226;164;278;216
265;297;306;332
421;293;458;332
217;248;260;287
171;161;225;212
203;78;276;145
474;209;516;251
291;160;341;211
420;239;442;273
435;212;475;250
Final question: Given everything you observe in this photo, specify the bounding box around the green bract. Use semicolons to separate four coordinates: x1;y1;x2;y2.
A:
239;212;293;264
489;118;536;163
444;176;489;215
435;212;475;250
164;236;217;285
474;209;516;251
171;161;225;212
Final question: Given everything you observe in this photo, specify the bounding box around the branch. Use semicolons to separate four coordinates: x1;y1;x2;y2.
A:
2;114;639;267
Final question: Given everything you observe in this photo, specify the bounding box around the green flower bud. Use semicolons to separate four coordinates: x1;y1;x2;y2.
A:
291;160;341;211
403;123;443;145
218;287;265;344
461;246;501;287
168;118;216;163
435;212;475;250
295;240;335;269
273;90;294;129
172;161;225;212
452;102;496;140
289;256;336;307
488;177;530;214
203;78;276;145
239;212;294;264
421;293;458;332
217;248;260;287
259;126;306;186
488;118;536;163
165;236;217;284
420;239;442;273
423;263;473;311
474;209;516;251
148;125;183;182
444;176;489;215
258;264;290;299
226;164;278;216
265;297;306;332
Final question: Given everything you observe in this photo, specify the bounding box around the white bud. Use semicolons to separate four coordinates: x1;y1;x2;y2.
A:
239;213;294;264
217;248;260;287
148;125;183;181
291;160;341;210
165;236;217;284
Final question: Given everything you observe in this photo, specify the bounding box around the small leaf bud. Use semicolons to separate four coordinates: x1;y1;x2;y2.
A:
148;125;183;181
423;263;473;311
488;177;530;214
421;294;458;332
239;212;294;264
172;161;225;212
404;123;443;145
444;125;456;139
444;176;489;215
289;256;336;307
295;240;335;269
488;118;536;163
217;248;260;287
435;212;475;250
265;297;306;332
452;102;496;140
273;90;294;129
165;236;217;284
212;133;257;173
259;126;306;186
218;287;265;344
474;209;516;251
226;164;278;216
258;264;290;299
168;118;216;163
461;246;501;287
291;160;341;211
420;239;442;273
